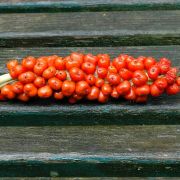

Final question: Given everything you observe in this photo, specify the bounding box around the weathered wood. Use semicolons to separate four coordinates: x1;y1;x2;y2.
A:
0;125;179;176
0;46;179;126
0;11;180;47
0;0;180;13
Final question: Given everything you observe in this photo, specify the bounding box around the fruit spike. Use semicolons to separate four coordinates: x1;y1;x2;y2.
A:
0;53;179;103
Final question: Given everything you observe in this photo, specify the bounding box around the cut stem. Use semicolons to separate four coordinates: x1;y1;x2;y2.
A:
0;73;12;85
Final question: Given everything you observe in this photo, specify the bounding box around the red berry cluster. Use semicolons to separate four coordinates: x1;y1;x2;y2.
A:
0;53;179;103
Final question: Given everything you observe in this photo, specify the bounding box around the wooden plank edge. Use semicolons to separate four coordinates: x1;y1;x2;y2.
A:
0;1;180;13
0;35;180;47
0;153;179;177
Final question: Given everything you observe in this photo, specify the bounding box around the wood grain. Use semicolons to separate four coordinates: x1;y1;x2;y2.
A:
0;11;179;47
0;0;179;13
0;125;178;176
0;46;179;126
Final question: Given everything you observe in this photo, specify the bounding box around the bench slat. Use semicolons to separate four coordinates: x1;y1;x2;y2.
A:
0;126;180;177
0;125;179;177
0;11;179;47
0;46;179;126
0;0;180;13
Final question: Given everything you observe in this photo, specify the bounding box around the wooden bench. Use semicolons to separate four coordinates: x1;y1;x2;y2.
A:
0;0;179;178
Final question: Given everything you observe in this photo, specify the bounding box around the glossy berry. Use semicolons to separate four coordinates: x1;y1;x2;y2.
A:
42;66;56;79
148;65;160;80
166;83;179;95
7;60;18;70
22;56;36;70
17;93;30;102
55;70;67;81
62;80;75;96
132;70;148;86
18;71;36;84
108;65;118;74
48;77;62;90
87;86;100;100
98;91;108;103
12;81;24;94
144;57;156;70
81;62;96;74
150;84;163;97
101;83;112;95
97;67;108;79
34;60;48;76
95;78;104;88
135;85;150;96
112;57;126;71
69;67;85;82
84;54;98;65
54;91;64;100
111;87;119;99
128;59;144;71
1;85;15;99
54;57;65;70
154;77;168;90
119;68;132;80
107;73;120;85
24;83;37;97
38;85;53;98
116;81;131;95
75;81;90;96
85;74;96;86
34;76;46;88
97;54;110;68
124;87;136;101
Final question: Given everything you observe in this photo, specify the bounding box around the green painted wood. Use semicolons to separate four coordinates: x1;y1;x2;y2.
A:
0;0;180;13
0;11;180;47
0;125;179;177
0;46;179;126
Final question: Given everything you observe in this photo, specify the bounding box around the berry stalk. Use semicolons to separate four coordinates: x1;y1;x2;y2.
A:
0;53;179;103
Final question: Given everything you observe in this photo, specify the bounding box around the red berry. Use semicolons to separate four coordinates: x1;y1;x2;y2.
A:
69;67;85;82
81;62;96;74
135;96;148;103
154;77;168;90
144;57;156;70
87;86;100;100
112;57;126;71
22;56;36;70
97;54;110;68
111;87;120;99
54;57;65;70
55;70;67;81
38;85;53;98
7;60;18;70
70;52;84;65
108;65;117;74
128;59;144;71
42;66;56;79
119;68;133;80
18;71;36;84
132;70;148;86
54;91;64;100
24;83;37;97
48;77;62;90
84;54;98;65
95;78;104;88
98;91;108;103
62;80;75;96
33;59;48;76
166;83;179;95
107;73;121;86
124;87;136;100
101;83;112;95
97;67;108;79
116;81;131;95
75;81;90;96
148;65;160;80
150;84;163;97
34;76;46;88
17;93;30;102
85;74;96;86
12;82;24;94
135;84;150;96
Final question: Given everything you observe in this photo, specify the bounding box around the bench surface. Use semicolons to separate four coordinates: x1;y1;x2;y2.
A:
0;0;179;177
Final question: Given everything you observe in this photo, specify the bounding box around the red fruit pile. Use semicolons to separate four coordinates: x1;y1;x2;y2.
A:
0;53;179;103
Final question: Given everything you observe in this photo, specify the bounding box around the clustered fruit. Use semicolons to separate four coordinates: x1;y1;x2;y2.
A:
0;52;179;103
